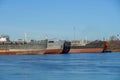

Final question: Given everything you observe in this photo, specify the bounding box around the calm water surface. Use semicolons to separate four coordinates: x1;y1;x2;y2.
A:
0;52;120;80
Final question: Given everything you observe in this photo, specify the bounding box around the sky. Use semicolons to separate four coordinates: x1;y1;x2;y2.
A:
0;0;120;41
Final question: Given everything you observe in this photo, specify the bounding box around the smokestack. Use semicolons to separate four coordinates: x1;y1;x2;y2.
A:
24;33;28;42
73;26;76;41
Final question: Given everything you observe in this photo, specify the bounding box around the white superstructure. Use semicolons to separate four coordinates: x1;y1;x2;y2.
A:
0;35;10;42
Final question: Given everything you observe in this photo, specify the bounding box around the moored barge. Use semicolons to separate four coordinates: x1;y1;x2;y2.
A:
69;40;109;53
0;35;71;55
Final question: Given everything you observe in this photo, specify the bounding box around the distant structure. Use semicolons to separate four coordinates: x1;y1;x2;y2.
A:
24;33;28;42
71;40;90;46
71;40;81;46
73;26;76;41
0;35;10;42
109;35;119;41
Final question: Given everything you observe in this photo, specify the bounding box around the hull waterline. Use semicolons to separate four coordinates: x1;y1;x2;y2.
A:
69;48;104;53
0;49;45;55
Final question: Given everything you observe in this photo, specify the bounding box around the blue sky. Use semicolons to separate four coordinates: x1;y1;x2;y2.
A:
0;0;120;40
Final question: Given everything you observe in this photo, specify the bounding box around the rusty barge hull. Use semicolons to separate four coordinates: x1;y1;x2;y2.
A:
45;49;63;54
0;49;46;55
0;47;64;55
0;49;66;55
69;48;104;53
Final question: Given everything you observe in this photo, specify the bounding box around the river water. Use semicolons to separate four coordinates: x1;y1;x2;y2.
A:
0;52;120;80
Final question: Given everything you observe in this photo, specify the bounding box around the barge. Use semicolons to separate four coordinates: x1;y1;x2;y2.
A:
0;35;71;55
69;40;109;53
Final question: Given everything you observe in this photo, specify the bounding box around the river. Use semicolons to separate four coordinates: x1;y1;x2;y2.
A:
0;52;120;80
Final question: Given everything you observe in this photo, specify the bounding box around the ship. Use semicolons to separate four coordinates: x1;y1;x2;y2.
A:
69;40;109;53
0;35;71;55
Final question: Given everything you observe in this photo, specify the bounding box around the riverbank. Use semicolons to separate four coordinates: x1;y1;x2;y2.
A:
108;40;120;52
